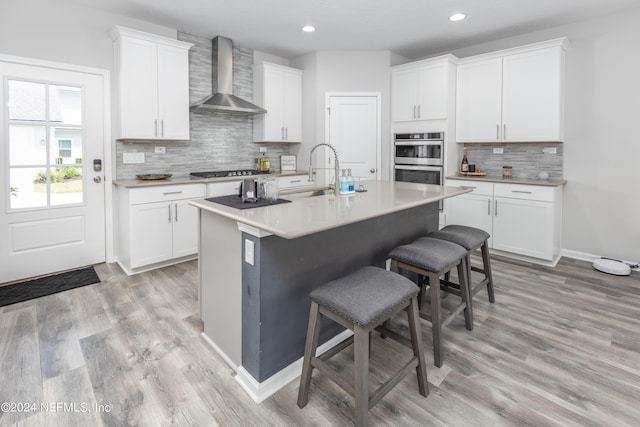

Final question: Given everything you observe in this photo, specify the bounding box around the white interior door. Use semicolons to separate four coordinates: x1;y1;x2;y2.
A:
327;95;379;181
0;60;106;283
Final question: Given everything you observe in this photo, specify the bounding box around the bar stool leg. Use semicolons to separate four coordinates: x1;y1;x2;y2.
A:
407;296;428;396
481;242;496;303
298;301;321;408
354;325;370;427
428;270;443;368
458;259;473;331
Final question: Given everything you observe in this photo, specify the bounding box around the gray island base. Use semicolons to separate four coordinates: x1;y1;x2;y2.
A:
189;180;471;402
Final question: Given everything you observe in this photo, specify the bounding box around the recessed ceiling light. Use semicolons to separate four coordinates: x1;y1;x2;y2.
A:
302;25;316;32
449;13;466;22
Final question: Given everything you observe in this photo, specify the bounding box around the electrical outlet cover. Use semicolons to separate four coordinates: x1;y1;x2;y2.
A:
493;147;504;154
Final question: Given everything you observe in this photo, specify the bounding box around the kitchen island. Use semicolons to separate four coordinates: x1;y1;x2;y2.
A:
189;180;471;402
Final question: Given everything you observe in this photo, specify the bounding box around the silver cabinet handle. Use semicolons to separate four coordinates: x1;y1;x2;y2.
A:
155;119;158;137
290;179;302;183
496;124;500;140
285;127;288;140
281;127;285;140
494;199;498;216
512;190;532;194
413;105;417;119
168;204;172;222
174;203;178;222
163;191;183;195
417;104;421;118
487;198;491;215
503;124;507;140
161;120;164;137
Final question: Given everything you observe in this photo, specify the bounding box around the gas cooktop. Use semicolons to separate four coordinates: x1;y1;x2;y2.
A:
190;169;271;178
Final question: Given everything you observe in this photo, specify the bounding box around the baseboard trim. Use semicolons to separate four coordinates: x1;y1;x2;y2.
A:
561;249;640;271
200;332;239;372
235;329;353;404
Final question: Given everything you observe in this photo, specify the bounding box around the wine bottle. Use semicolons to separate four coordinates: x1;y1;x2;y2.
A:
461;148;469;173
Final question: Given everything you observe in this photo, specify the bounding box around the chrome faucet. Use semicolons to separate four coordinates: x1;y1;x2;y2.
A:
308;143;340;191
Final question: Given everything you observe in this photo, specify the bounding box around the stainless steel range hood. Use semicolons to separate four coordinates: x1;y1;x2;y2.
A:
190;36;266;115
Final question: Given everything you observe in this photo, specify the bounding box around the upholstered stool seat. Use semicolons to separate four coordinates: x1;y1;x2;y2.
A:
388;237;472;367
297;266;428;427
428;225;496;322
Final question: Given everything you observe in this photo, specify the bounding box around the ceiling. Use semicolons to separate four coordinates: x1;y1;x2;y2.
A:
68;0;640;59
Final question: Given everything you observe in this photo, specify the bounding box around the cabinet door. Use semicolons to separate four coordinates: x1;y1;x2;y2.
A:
119;37;158;138
130;202;173;268
446;194;493;246
502;47;563;142
263;67;285;141
456;58;503;142
391;67;418;122
157;44;190;140
172;200;200;258
416;62;447;120
492;197;554;260
282;70;302;142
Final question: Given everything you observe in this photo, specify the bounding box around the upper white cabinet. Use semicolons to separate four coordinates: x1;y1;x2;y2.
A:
253;62;303;143
391;55;456;122
456;39;567;143
111;26;193;141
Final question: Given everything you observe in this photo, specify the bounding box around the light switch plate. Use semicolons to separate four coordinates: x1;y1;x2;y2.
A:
123;152;145;164
542;147;557;154
493;147;504;154
244;239;254;265
155;146;166;154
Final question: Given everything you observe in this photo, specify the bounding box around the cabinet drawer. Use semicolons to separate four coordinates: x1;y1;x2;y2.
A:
446;179;493;196
129;184;206;204
278;174;312;189
494;183;554;202
208;181;242;197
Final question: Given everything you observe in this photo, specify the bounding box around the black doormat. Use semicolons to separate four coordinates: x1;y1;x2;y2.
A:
0;267;100;308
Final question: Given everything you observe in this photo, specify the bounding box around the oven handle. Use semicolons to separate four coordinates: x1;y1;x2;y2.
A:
394;165;443;172
394;141;443;147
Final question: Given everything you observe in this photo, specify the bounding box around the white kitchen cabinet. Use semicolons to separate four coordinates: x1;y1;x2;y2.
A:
118;183;205;274
253;62;303;142
391;55;456;122
278;173;313;190
111;26;193;140
456;39;567;143
207;180;242;197
446;179;562;264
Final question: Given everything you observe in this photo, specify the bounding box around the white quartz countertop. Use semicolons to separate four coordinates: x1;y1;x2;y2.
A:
446;175;566;187
189;180;471;239
113;171;308;188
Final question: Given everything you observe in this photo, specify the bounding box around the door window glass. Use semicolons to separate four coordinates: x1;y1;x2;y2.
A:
6;79;84;210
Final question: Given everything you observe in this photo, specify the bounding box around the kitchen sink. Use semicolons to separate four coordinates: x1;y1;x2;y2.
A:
280;187;333;200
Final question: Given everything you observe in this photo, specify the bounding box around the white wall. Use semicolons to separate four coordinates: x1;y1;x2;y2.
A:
439;8;640;262
0;0;175;71
291;50;392;181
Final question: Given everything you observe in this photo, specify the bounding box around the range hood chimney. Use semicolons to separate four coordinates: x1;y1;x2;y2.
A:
191;36;266;115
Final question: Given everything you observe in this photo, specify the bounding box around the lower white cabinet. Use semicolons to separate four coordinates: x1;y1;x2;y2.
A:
118;183;205;274
278;173;313;190
446;180;562;263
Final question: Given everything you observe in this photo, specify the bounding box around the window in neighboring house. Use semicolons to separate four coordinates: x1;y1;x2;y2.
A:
58;139;72;158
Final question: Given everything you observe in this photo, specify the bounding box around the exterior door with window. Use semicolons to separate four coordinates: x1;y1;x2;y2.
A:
0;60;106;283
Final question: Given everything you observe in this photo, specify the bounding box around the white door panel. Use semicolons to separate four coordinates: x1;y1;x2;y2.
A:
328;95;379;181
1;61;106;283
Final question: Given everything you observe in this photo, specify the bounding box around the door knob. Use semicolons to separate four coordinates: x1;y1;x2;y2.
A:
93;176;102;183
370;168;376;173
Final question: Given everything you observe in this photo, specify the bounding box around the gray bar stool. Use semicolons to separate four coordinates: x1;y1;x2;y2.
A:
429;225;496;325
297;266;428;427
388;237;472;367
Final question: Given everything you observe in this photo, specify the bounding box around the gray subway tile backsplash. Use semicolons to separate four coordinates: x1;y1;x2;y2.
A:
461;144;563;179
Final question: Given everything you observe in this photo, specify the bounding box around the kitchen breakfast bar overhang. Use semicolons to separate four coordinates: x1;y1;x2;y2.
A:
189;181;471;403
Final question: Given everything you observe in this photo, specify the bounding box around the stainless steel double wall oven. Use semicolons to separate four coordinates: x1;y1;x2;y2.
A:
394;131;444;185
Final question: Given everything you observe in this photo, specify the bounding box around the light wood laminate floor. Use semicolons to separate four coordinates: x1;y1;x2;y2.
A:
0;255;639;426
